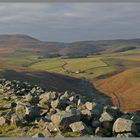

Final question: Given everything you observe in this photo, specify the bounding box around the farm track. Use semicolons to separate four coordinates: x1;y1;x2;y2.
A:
93;79;125;111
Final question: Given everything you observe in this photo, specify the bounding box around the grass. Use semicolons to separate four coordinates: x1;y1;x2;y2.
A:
63;57;106;71
29;56;114;79
30;58;64;71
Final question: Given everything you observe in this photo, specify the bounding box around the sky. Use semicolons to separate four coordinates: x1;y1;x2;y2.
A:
0;3;140;42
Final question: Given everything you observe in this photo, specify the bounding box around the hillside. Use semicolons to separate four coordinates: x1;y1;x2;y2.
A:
0;79;140;137
1;34;140;56
0;34;140;114
0;34;65;56
94;68;140;113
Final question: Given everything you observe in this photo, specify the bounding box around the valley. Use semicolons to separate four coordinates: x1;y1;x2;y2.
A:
0;35;140;113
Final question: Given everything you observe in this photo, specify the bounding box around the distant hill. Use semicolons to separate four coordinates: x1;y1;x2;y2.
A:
0;34;140;56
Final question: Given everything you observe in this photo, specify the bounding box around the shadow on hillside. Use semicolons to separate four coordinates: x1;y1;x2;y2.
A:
0;69;112;104
95;69;125;80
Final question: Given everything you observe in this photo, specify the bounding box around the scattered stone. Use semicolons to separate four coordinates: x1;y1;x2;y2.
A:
24;93;33;103
0;79;140;137
85;102;96;111
69;121;88;133
46;122;60;133
0;117;7;126
69;96;78;104
49;108;57;115
25;106;41;120
39;98;51;110
60;91;69;99
113;118;136;134
51;98;69;110
81;109;92;117
35;117;50;126
49;92;58;100
40;109;49;116
99;111;114;122
51;109;81;128
16;103;26;116
11;114;23;127
65;105;76;111
5;110;14;121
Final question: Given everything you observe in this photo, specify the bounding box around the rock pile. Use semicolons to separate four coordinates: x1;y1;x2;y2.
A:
0;79;140;137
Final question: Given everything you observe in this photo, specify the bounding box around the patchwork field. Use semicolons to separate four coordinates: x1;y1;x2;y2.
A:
0;47;140;113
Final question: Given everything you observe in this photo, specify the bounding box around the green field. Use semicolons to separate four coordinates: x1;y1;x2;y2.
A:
1;49;139;80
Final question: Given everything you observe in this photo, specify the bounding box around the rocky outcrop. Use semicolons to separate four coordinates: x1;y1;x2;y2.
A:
0;79;140;137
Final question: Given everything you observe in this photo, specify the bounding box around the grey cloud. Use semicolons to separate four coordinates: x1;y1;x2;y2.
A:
0;3;140;42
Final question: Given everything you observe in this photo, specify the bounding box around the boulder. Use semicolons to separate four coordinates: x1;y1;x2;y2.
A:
30;87;36;94
51;108;81;128
39;91;57;101
81;109;92;117
99;111;114;122
60;91;69;99
38;98;51;110
69;96;78;104
24;94;33;102
69;121;88;133
11;114;23;127
24;93;39;104
85;102;96;111
65;105;76;111
16;103;26;116
4;110;14;121
25;106;41;120
51;99;59;109
46;122;60;133
49;108;57;115
80;109;93;123
39;92;49;100
51;98;69;110
77;104;86;111
40;109;49;116
113;118;136;134
35;117;50;128
0;117;7;126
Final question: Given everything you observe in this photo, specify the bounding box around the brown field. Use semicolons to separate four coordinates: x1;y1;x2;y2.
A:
94;68;140;112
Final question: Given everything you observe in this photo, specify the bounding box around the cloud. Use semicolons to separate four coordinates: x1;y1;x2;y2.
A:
0;3;140;42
